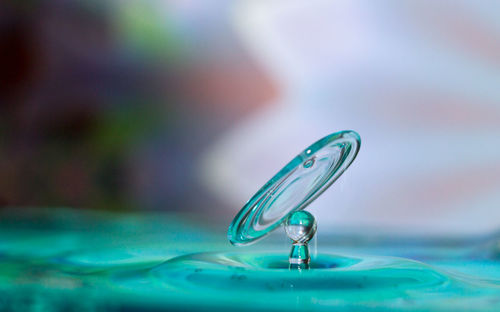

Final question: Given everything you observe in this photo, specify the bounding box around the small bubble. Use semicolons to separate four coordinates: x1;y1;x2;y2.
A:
303;157;315;168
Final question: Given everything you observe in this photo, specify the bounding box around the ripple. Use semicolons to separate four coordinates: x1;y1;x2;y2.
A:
151;252;455;296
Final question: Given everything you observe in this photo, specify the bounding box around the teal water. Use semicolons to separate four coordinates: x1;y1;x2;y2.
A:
151;252;500;311
0;208;499;311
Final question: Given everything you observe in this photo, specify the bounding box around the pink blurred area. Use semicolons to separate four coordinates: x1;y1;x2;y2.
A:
1;1;499;235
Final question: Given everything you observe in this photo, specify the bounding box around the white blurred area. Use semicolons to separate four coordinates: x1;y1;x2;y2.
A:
201;0;500;236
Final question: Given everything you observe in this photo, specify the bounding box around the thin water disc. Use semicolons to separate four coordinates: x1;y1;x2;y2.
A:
228;130;361;245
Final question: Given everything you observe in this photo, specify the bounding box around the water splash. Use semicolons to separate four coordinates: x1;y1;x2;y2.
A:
151;252;500;309
228;130;361;246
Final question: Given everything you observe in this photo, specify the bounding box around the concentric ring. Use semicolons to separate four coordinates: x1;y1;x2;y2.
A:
228;130;361;245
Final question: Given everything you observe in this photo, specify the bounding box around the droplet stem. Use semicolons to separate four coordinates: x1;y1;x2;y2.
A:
289;242;310;265
285;211;317;268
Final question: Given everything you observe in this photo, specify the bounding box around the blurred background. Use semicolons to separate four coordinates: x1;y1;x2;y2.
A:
1;0;500;236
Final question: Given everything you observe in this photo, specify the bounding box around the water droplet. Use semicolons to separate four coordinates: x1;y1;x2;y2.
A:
285;211;317;266
285;211;317;244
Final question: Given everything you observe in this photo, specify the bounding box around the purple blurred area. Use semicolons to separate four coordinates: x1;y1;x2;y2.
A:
0;1;276;211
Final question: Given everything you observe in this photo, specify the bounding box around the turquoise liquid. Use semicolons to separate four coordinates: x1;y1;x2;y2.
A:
0;208;499;311
152;252;500;311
